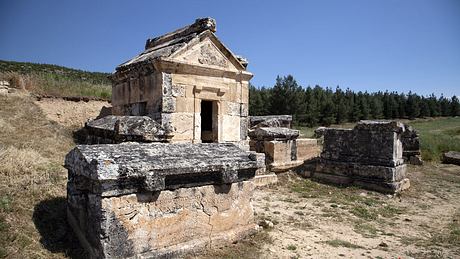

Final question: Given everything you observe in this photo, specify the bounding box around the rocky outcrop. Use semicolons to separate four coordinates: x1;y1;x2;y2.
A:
442;151;460;166
83;115;173;144
0;80;11;95
66;142;262;258
313;120;410;193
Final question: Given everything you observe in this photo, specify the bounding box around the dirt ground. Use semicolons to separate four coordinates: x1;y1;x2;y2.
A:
34;97;111;128
205;164;460;259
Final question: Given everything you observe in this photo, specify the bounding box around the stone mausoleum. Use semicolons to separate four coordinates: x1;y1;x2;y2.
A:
110;17;252;146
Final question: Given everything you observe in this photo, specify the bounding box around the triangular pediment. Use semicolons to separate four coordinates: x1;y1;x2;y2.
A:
170;32;244;71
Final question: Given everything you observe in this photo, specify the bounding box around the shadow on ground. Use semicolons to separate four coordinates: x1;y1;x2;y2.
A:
33;197;87;259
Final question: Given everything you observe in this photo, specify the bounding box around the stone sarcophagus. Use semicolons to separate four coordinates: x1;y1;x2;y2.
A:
315;121;410;193
65;143;261;258
249;127;319;173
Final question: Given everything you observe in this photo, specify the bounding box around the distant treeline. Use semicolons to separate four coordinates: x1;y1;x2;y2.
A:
250;75;460;127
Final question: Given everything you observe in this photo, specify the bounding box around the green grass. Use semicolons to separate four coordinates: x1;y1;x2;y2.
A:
407;117;460;161
286;244;297;250
429;211;460;247
291;179;405;221
0;60;112;100
324;239;364;249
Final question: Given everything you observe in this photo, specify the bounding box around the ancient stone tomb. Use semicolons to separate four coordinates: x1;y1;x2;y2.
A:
110;17;252;146
315;121;410;193
248;115;320;173
65;143;263;258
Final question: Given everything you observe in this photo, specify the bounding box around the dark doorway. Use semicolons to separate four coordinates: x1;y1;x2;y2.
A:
201;100;214;143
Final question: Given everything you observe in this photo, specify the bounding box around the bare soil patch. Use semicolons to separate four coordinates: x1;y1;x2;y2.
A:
34;97;110;128
204;164;460;258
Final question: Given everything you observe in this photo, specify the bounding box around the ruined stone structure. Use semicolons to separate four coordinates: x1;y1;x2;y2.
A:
443;151;460;166
110;18;252;147
249;115;293;129
82;115;172;144
249;127;319;173
65;143;263;258
314;121;410;193
401;124;423;165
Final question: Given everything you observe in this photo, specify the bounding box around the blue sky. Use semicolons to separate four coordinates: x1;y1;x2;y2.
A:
0;0;459;97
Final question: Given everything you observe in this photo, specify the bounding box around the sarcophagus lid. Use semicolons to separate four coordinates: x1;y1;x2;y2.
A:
65;142;260;197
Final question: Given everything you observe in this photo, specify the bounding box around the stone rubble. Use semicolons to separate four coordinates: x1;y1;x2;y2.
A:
401;124;423;165
313;120;410;193
442;151;460;166
0;80;10;95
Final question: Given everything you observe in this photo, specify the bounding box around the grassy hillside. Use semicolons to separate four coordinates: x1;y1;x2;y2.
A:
0;94;81;258
0;60;111;100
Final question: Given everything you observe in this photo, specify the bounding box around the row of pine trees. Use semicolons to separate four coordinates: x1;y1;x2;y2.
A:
249;75;460;127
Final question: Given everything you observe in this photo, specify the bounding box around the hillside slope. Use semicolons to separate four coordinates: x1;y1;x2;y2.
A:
0;60;112;100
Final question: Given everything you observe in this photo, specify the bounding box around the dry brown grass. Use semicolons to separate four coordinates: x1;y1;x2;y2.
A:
0;93;81;258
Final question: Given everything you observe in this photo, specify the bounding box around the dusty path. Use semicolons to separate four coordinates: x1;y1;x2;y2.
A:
204;163;460;258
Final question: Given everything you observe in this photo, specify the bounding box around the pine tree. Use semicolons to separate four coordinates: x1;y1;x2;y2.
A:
451;95;460;116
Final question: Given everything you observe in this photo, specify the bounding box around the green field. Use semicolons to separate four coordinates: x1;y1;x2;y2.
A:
295;117;460;162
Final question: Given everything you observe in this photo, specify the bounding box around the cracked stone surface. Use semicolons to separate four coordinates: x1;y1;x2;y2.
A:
248;127;299;141
83;115;172;144
249;115;292;129
66;142;260;258
314;120;410;193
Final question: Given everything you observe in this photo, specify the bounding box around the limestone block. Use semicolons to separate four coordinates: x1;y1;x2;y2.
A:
240;103;248;117
68;182;256;258
169;112;195;141
172;84;186;97
84;116;171;144
162;96;176;113
225;102;240;116
222;115;241;142
175;97;195;113
296;138;320;161
443;151;460;166
249;115;292;129
313;120;410;194
65;142;261;257
240;117;248;141
249;127;299;141
162;73;173;96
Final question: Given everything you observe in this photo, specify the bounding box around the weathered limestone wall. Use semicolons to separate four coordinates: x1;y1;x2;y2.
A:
111;69;162;117
167;73;248;143
314;121;410;193
65;143;261;258
82;115;172;144
67;181;256;258
296;138;320;161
